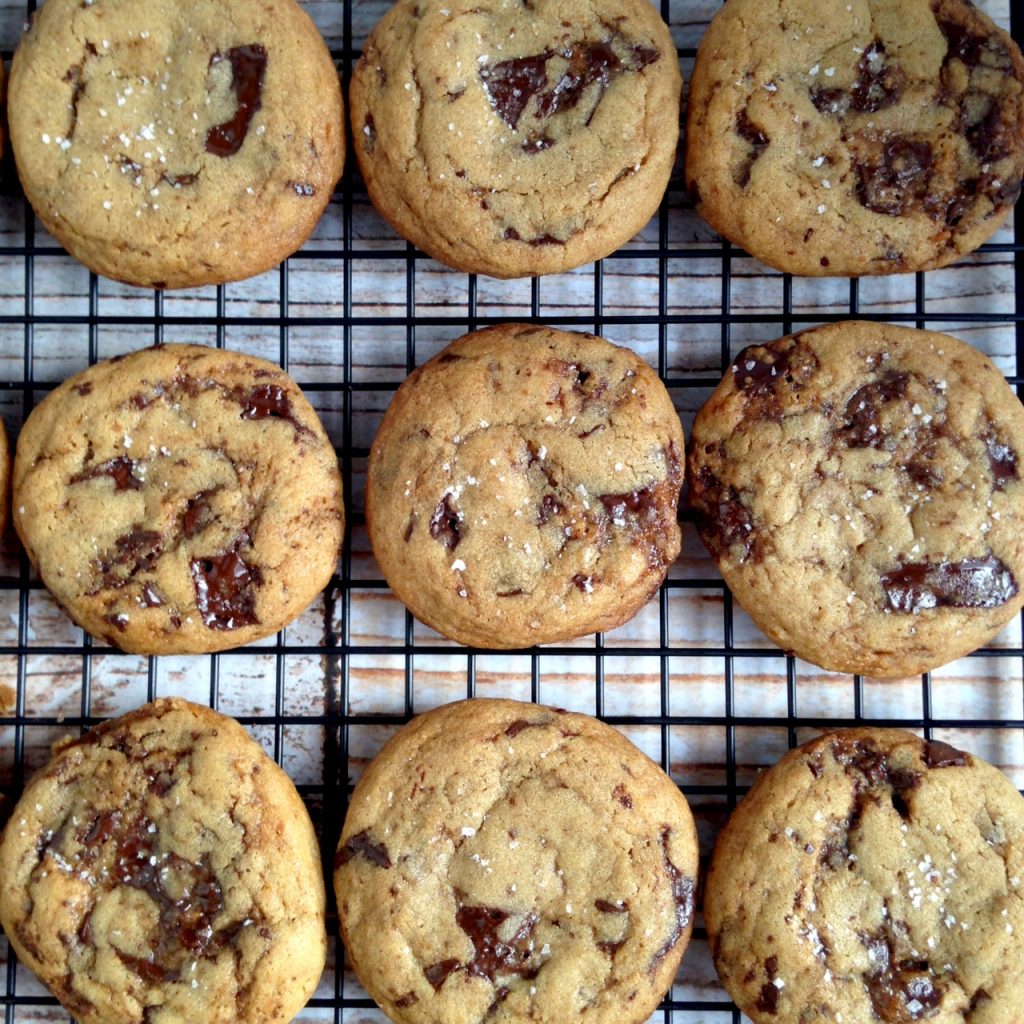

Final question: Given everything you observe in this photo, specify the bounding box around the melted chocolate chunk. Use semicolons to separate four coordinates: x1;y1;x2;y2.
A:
966;100;1011;163
480;53;551;129
600;486;657;519
856;138;933;217
338;829;392;869
117;951;174;985
691;467;754;561
429;495;462;550
80;810;122;848
97;529;162;589
842;372;910;448
732;347;791;396
864;929;943;1022
923;739;970;769
595;898;629;913
182;491;216;539
71;457;141;492
536;41;622;120
206;45;267;157
649;827;695;971
938;18;1013;72
734;109;769;187
190;536;262;631
756;982;780;1015
423;958;461;991
456;905;539;982
832;737;921;795
505;719;539;738
851;42;904;114
985;433;1017;488
881;556;1017;613
395;992;418;1008
239;383;292;421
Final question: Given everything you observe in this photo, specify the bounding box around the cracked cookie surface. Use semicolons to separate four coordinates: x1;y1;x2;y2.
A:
335;698;698;1024
367;324;684;649
9;0;344;288
350;0;681;278
688;321;1024;678
706;728;1024;1024
13;343;344;654
685;0;1024;276
0;697;326;1024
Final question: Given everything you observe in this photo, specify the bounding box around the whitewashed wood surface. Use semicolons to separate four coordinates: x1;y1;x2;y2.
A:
0;1;1021;1021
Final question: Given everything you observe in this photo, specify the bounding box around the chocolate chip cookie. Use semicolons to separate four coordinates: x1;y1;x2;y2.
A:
688;321;1024;678
13;343;344;654
685;0;1024;276
706;728;1024;1024
335;698;699;1024
350;0;681;278
9;0;344;289
367;324;684;649
0;697;326;1024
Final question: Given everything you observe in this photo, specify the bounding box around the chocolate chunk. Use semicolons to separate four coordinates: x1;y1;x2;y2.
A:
536;41;622;120
967;100;1011;163
182;491;216;539
80;810;122;848
164;172;198;188
690;467;754;562
206;44;267;157
613;783;632;808
985;433;1017;488
756;982;780;1015
906;459;944;488
423;958;461;991
842;372;910;448
522;134;554;153
600;486;657;519
855;138;933;217
457;905;539;981
505;719;539;738
239;383;292;421
429;495;462;550
538;494;564;525
395;992;419;1008
938;18;1013;72
851;42;904;113
572;573;594;592
70;457;141;492
863;929;943;1022
923;739;970;768
97;528;162;589
480;53;551;129
117;951;174;985
734;109;769;187
649;827;695;972
74;382;93;397
810;87;850;116
630;45;660;68
190;535;262;631
732;347;791;396
338;829;392;869
595;898;629;913
881;556;1017;613
832;737;921;795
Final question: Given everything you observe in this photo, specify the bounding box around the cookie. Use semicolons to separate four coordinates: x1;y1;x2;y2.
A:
335;698;699;1024
13;343;344;654
367;324;684;649
685;0;1024;276
0;697;326;1024
9;0;344;289
350;0;681;278
706;728;1024;1024
688;321;1024;678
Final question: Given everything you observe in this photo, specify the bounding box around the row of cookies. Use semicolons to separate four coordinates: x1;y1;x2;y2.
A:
2;696;1023;1024
7;0;1023;287
6;317;1024;676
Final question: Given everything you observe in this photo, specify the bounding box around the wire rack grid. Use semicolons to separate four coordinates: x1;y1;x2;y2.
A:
0;0;1022;1021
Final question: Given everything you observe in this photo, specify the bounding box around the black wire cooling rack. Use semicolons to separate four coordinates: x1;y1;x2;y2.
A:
1;1;1023;1021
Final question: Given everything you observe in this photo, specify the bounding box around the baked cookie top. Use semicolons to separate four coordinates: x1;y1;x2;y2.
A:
0;698;326;1024
685;0;1024;276
13;344;343;654
350;0;681;278
367;324;684;649
335;698;698;1024
706;728;1024;1024
9;0;344;288
688;321;1024;678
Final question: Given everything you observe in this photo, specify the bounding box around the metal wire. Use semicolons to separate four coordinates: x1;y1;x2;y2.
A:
0;2;1023;1021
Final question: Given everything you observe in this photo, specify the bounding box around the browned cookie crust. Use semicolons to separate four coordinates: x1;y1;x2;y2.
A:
685;0;1024;276
688;321;1024;678
335;698;699;1024
13;344;344;654
366;324;684;649
706;728;1024;1024
350;0;681;278
0;698;326;1024
9;0;344;289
